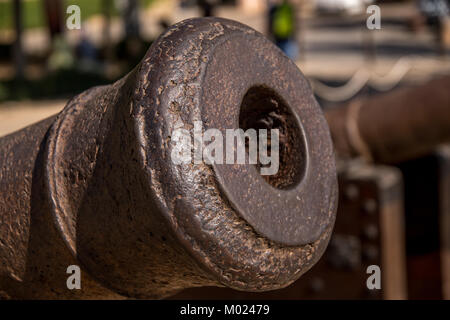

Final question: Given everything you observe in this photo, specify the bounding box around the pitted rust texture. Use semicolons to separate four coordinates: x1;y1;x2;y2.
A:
326;75;450;164
0;18;337;299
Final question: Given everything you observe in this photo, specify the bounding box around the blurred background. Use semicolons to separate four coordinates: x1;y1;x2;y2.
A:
0;0;449;299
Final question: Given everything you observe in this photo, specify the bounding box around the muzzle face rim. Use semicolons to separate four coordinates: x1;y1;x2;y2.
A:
136;17;338;290
200;32;336;246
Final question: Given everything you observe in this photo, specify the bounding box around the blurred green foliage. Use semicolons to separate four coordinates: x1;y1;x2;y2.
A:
0;68;112;101
0;0;156;30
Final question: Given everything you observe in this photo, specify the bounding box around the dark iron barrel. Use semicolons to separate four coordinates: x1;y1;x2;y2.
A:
326;75;450;164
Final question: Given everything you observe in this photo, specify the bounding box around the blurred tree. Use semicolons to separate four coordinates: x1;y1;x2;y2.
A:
102;0;114;61
13;0;24;80
43;0;63;40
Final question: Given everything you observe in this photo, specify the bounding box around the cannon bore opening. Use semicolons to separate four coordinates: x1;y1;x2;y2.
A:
239;85;307;190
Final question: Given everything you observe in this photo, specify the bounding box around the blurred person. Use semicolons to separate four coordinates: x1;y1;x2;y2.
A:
197;0;218;17
124;0;140;38
417;0;450;53
34;0;65;77
42;0;72;72
115;0;144;63
116;0;141;38
268;0;299;60
75;29;102;73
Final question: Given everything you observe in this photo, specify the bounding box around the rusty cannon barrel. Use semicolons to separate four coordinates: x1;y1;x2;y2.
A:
326;75;450;164
0;18;337;299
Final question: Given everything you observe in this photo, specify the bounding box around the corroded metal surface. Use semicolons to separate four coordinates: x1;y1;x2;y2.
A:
170;161;407;300
326;75;450;164
0;18;337;299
